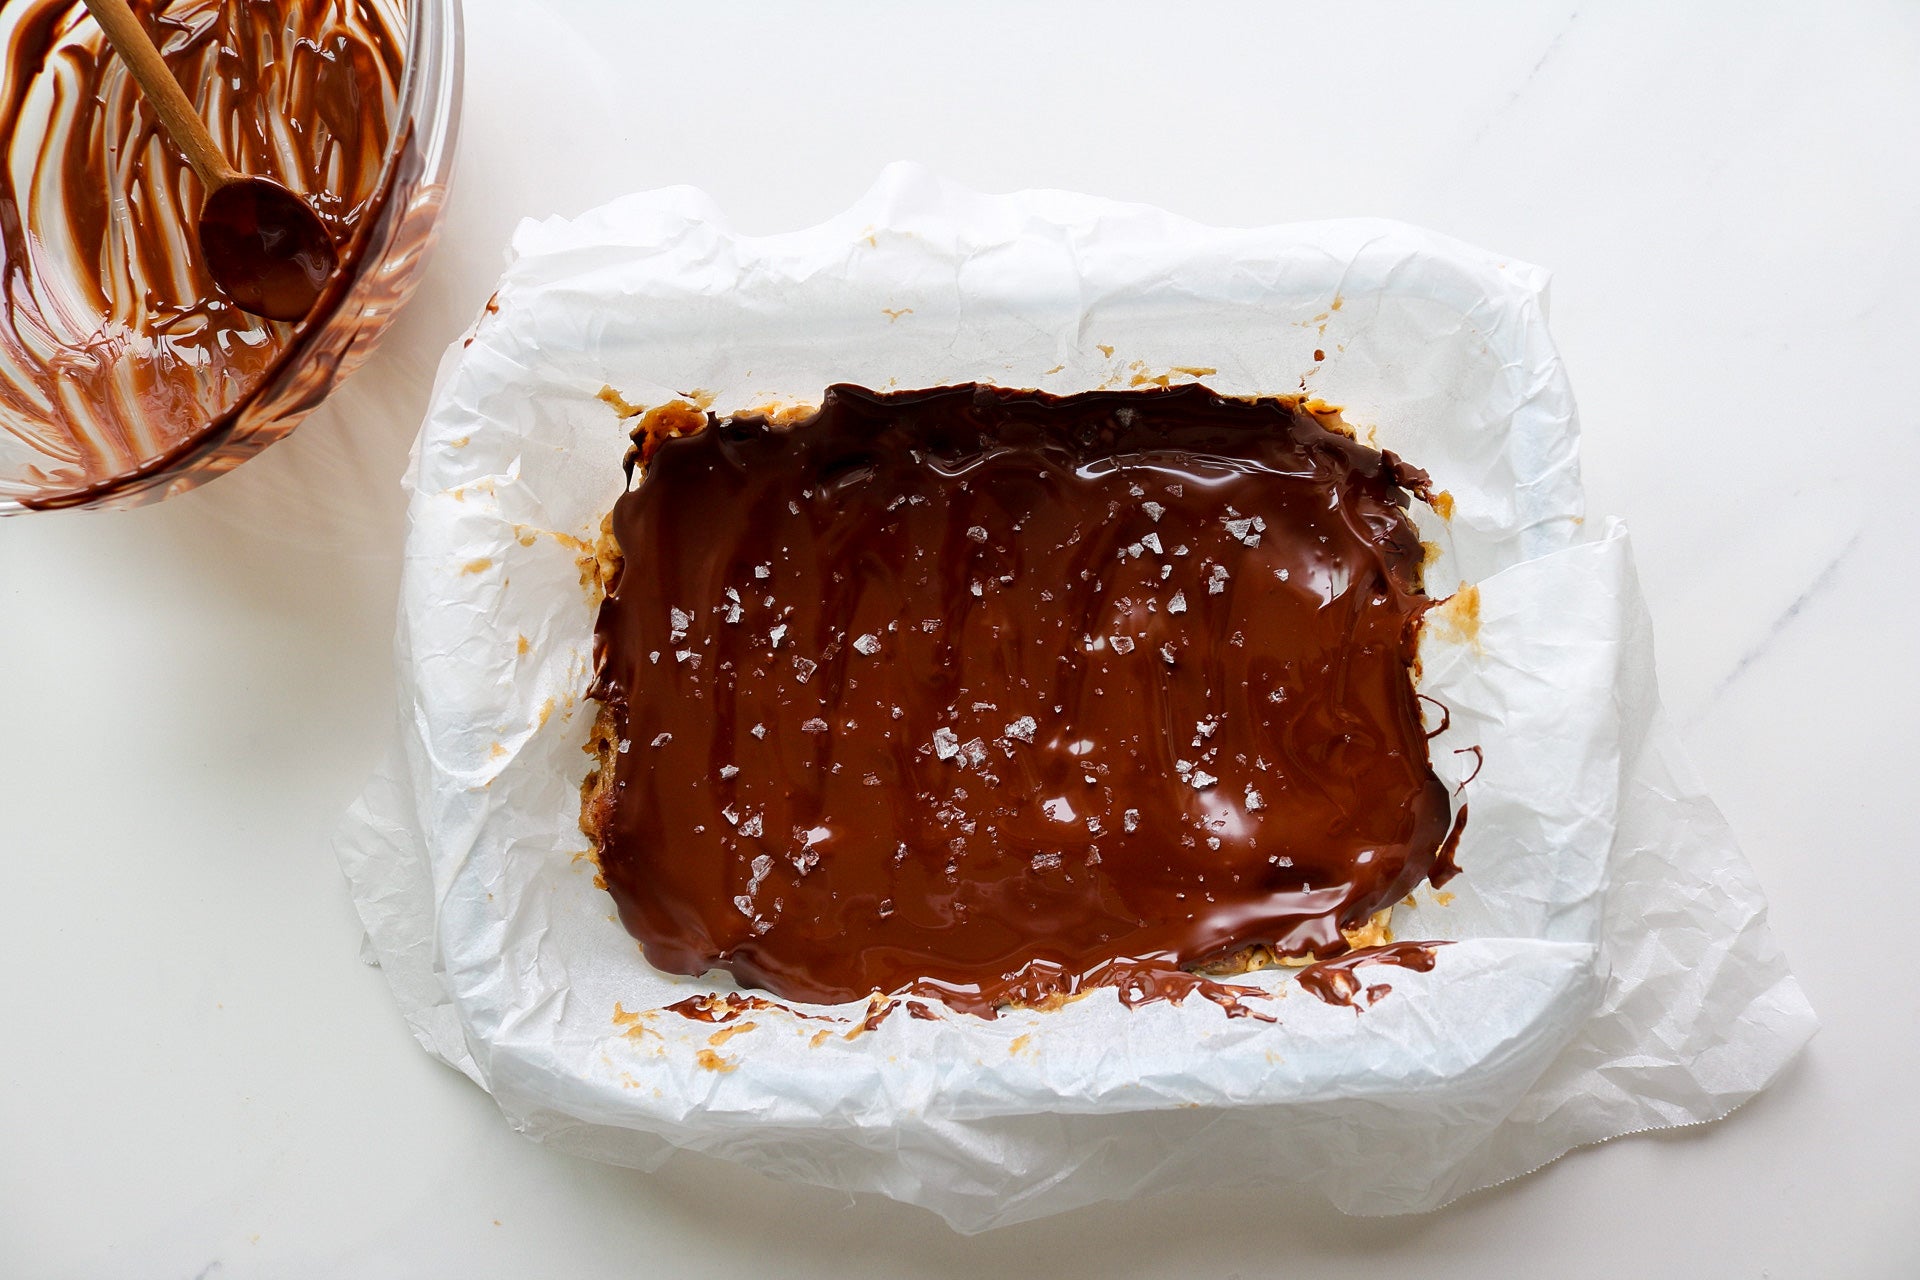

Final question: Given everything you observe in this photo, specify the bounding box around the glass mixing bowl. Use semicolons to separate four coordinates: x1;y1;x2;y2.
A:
0;0;461;513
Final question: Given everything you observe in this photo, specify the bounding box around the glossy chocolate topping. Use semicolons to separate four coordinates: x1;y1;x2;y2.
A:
0;0;401;493
585;383;1457;1017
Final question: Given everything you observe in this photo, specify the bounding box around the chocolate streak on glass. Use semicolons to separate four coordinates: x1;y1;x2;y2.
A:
586;383;1461;1018
0;0;402;502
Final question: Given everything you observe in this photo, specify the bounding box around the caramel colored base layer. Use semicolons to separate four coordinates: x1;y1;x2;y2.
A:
584;383;1455;1016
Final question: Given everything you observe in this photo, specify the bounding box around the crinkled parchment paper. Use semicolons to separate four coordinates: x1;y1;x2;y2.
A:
334;165;1814;1232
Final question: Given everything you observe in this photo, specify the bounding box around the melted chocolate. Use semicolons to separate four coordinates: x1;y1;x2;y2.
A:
659;992;839;1024
1295;941;1446;1008
197;176;340;322
0;0;401;495
586;383;1457;1017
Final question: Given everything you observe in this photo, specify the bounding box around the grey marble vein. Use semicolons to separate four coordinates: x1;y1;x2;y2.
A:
1693;525;1865;723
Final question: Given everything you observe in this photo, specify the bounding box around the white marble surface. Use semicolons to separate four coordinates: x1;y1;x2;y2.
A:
1;2;1914;1275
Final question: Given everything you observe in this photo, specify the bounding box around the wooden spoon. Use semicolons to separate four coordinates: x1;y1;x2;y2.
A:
81;0;340;322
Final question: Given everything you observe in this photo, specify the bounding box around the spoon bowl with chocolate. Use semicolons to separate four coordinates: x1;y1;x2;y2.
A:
0;0;462;513
582;382;1463;1019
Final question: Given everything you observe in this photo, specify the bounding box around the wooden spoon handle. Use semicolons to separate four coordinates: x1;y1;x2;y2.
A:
80;0;238;190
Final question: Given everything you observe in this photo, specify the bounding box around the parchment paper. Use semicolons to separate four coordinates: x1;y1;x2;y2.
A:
334;165;1815;1232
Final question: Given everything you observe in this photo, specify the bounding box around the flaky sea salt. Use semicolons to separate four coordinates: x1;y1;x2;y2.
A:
853;633;881;655
933;727;961;760
1122;808;1141;833
1142;501;1164;522
1168;591;1187;614
800;717;828;733
768;623;788;648
1110;635;1136;654
1003;715;1037;743
1246;788;1265;811
792;656;818;683
966;525;989;543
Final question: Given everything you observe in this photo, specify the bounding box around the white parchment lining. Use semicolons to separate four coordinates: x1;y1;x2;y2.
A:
335;166;1814;1232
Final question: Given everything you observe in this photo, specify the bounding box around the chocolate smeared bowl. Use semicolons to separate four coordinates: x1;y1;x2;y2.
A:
0;0;460;513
